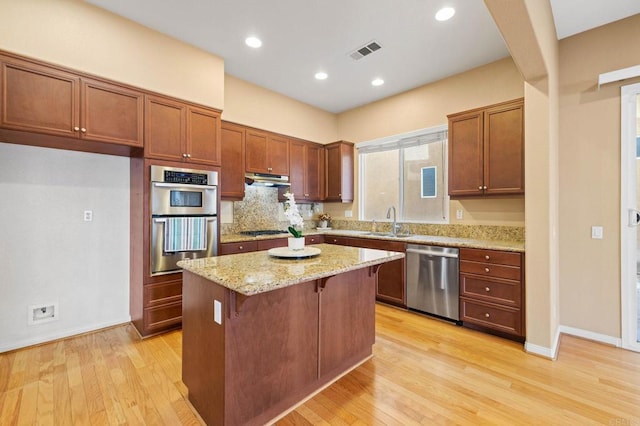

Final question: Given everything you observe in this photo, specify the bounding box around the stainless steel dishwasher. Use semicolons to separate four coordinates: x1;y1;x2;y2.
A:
406;244;460;323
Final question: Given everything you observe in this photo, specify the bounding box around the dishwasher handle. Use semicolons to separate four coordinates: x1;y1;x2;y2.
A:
406;247;459;258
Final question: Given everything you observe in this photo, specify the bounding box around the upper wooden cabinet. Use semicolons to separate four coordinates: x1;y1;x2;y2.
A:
325;141;354;202
448;98;524;197
144;94;221;166
220;121;246;200
289;139;325;202
1;54;143;147
245;129;289;175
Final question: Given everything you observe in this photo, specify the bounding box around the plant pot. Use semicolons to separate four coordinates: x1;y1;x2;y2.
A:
288;237;305;251
320;220;328;229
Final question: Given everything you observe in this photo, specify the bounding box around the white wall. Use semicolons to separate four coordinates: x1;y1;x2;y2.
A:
0;143;130;352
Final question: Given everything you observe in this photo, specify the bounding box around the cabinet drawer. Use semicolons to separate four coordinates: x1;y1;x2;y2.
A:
460;260;521;281
256;238;287;250
219;241;258;255
350;237;406;252
144;301;182;332
325;236;351;246
305;234;324;245
460;248;521;266
460;274;521;307
460;298;522;336
144;280;182;307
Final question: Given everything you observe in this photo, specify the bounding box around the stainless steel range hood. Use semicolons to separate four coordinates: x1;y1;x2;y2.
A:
244;172;290;187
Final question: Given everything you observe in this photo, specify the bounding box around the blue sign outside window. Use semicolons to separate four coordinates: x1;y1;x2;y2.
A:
421;166;436;198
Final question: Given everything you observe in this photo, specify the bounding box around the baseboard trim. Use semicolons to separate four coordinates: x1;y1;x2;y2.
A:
558;325;622;348
0;316;132;353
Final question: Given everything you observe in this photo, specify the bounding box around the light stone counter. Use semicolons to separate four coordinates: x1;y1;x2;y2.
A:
221;230;524;252
178;243;404;296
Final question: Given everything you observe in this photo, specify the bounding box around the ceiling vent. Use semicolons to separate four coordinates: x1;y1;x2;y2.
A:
349;40;382;60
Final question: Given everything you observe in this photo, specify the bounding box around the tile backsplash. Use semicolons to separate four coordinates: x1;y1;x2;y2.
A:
221;186;317;234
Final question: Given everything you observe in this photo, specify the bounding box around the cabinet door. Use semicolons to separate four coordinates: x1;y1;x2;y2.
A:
448;111;484;196
1;56;79;138
81;78;143;146
288;140;306;199
221;122;246;200
484;101;524;195
245;129;269;173
325;142;354;202
267;134;289;175
187;106;221;166
305;143;324;200
144;95;186;161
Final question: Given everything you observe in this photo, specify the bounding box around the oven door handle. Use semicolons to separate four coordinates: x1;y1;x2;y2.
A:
152;182;217;190
153;217;217;223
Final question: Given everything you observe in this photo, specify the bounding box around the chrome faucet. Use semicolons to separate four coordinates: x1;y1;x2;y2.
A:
386;206;399;236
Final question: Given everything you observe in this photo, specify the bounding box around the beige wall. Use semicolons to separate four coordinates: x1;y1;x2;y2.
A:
0;0;224;109
558;14;640;337
223;75;338;143
327;57;525;226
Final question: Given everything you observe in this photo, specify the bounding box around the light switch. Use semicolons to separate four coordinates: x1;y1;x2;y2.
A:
214;300;222;324
591;226;603;239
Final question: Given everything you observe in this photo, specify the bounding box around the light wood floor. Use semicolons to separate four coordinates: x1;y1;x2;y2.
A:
1;304;639;425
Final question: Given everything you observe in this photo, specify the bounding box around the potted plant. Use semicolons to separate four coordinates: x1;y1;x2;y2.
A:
318;212;331;229
283;192;305;250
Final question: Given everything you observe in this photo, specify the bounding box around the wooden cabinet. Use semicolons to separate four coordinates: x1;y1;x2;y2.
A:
220;121;246;200
145;94;221;166
289;139;324;201
219;241;259;255
245;129;289;175
448;98;524;197
459;247;525;340
305;234;324;245
1;54;143;147
326;236;406;307
325;141;354;202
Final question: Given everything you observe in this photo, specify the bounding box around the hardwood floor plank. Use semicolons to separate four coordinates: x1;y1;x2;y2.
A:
0;304;639;425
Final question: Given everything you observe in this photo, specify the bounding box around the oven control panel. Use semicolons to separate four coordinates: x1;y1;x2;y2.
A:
163;170;209;185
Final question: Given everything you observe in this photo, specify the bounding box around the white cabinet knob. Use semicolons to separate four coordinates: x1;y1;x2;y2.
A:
81;128;86;133
485;255;490;260
479;186;483;190
74;126;80;131
485;287;490;292
485;313;490;318
485;268;490;273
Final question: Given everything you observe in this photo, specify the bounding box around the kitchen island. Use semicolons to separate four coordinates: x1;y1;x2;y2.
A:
177;243;404;426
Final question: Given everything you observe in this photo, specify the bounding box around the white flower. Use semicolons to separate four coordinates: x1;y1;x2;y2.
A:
283;192;304;228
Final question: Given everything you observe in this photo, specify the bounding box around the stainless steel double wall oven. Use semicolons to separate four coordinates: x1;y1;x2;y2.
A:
150;165;218;275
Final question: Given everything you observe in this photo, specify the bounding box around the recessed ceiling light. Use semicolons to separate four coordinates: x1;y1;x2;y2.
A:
245;36;262;48
371;78;384;87
315;72;328;80
435;7;455;21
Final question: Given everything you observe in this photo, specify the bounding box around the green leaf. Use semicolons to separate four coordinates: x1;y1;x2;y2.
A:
288;226;302;238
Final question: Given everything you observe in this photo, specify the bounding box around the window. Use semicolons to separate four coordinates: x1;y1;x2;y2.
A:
358;126;448;223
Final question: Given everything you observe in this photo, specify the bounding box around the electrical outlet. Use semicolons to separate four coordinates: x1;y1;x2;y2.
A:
344;210;353;218
456;209;463;219
591;226;603;239
28;302;58;325
84;210;93;222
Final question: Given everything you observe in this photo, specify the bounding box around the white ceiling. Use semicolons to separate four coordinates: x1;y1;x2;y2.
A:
86;0;640;114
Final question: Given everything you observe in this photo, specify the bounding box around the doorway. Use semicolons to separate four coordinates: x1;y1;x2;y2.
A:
621;82;640;352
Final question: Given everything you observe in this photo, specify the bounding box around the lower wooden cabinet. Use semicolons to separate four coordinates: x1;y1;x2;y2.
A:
219;241;258;255
136;274;184;336
326;236;406;307
459;248;525;340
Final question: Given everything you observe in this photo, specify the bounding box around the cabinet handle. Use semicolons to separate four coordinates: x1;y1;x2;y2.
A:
267;167;273;172
304;193;309;197
186;154;191;158
485;313;490;318
238;245;243;250
81;128;86;133
73;126;80;132
478;186;483;190
338;193;342;197
483;185;488;190
485;287;491;292
485;268;490;273
485;255;490;260
182;153;187;158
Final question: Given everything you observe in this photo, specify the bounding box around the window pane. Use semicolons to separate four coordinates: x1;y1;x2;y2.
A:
403;142;447;222
361;150;399;221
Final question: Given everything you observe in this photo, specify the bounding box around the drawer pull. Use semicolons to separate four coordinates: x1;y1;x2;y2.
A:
485;313;490;318
485;287;491;292
485;255;490;260
485;268;490;273
239;245;243;250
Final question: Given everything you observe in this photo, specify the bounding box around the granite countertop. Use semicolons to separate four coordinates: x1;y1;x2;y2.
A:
221;229;525;253
178;243;405;296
